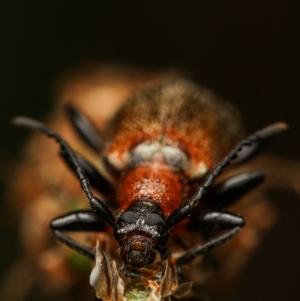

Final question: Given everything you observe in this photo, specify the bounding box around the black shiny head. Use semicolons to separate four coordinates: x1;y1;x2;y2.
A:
117;201;166;267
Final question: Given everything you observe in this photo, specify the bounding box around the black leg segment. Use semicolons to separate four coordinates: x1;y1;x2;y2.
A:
50;210;109;260
176;227;240;266
50;210;107;232
208;169;265;208
194;210;245;231
176;210;244;265
66;105;103;152
53;230;95;260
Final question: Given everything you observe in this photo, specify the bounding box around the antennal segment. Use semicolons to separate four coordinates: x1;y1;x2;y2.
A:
160;122;287;238
12;117;119;233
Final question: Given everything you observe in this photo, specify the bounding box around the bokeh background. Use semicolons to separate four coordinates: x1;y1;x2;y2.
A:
1;1;299;301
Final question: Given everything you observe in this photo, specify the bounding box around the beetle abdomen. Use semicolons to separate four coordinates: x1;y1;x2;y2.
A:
105;79;244;178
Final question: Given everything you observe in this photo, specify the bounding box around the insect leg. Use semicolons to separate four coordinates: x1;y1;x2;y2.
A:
208;169;265;208
161;122;287;238
50;210;107;260
176;210;244;265
66;106;103;152
13;117;119;234
53;230;95;260
60;150;116;199
51;210;107;231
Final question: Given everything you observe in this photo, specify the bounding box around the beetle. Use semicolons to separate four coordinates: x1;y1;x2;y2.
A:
13;79;287;300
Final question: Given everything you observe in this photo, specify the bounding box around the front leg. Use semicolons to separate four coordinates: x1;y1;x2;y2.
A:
176;210;245;266
50;210;108;260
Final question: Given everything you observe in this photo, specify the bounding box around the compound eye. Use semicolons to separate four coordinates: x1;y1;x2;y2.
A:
146;213;165;226
119;211;136;224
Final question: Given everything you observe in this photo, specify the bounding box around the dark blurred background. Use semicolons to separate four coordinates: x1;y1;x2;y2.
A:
1;1;299;301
